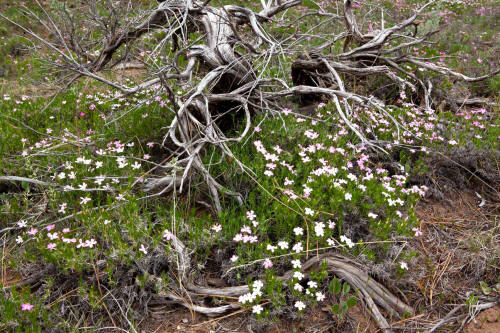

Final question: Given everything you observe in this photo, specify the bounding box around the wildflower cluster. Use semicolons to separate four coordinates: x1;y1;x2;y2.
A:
3;89;176;271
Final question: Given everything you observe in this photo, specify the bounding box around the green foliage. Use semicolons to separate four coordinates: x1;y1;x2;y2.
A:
329;278;357;320
466;292;479;308
0;0;498;329
0;286;54;332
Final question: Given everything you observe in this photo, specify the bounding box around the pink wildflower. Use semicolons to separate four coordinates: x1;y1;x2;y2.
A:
163;229;174;240
21;303;34;311
412;228;423;237
27;228;38;236
246;210;256;221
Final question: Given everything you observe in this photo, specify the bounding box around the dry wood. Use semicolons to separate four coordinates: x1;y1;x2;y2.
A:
153;233;413;332
3;0;498;211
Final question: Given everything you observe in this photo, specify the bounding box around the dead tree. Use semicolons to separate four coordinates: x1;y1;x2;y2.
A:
3;0;497;210
2;0;498;329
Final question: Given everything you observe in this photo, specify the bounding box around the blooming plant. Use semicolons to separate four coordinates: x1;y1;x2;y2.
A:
0;0;498;330
207;99;441;314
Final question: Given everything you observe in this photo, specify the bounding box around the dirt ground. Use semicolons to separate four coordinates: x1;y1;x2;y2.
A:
464;305;500;333
137;305;367;333
136;305;499;333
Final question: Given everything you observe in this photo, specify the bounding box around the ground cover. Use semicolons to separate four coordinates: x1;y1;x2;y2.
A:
0;0;499;332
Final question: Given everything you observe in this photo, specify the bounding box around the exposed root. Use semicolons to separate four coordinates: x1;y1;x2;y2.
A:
152;233;413;331
160;289;241;317
306;254;412;332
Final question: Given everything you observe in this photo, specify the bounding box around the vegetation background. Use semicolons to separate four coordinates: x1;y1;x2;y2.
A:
0;0;499;332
